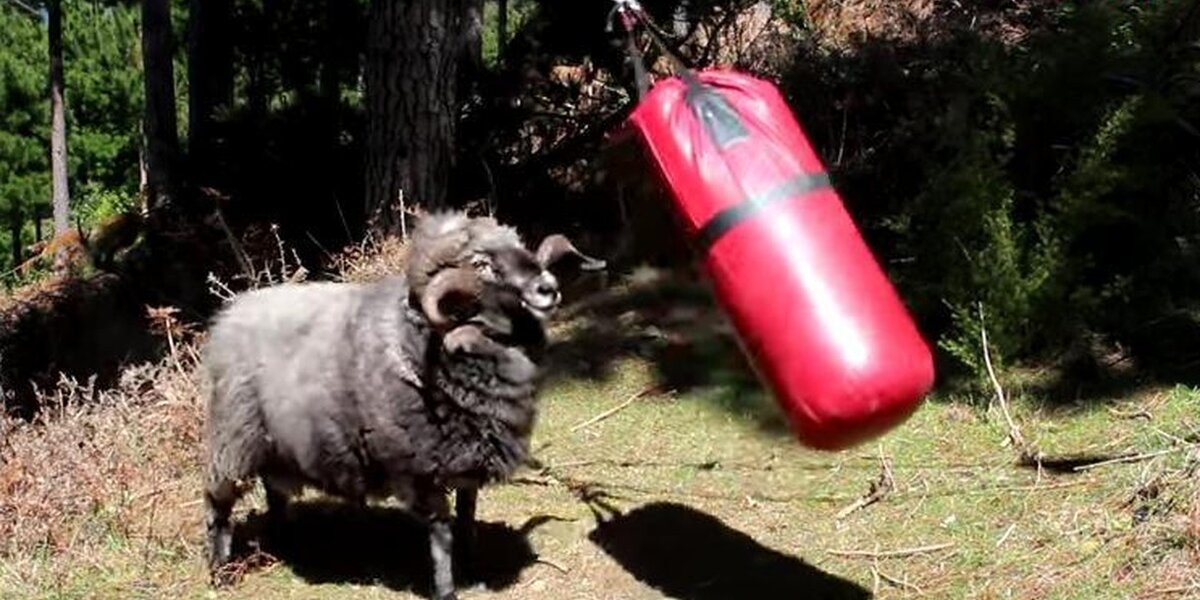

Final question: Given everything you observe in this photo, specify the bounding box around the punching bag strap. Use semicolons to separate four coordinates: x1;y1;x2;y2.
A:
608;0;650;98
625;14;651;98
608;0;700;96
695;172;834;251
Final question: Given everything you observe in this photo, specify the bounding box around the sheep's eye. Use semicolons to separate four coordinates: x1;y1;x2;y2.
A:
471;255;496;278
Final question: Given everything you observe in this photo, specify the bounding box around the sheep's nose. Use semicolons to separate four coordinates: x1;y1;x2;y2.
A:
536;280;558;297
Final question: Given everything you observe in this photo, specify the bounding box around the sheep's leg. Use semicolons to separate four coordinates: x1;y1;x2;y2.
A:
430;515;456;600
204;476;239;585
453;487;477;574
416;484;457;600
265;486;288;521
262;478;291;538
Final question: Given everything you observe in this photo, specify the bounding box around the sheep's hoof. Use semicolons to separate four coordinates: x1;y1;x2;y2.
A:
453;564;480;590
462;582;488;593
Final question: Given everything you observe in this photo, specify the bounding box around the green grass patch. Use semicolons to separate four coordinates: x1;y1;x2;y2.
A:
2;291;1198;598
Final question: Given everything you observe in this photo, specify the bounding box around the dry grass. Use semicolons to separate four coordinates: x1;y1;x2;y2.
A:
0;351;207;596
0;274;73;313
2;349;1199;599
329;234;411;284
802;0;1060;48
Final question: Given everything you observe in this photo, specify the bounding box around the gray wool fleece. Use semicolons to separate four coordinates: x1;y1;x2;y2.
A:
203;273;539;503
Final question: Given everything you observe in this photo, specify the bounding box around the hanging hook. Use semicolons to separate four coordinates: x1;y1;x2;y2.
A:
607;0;644;33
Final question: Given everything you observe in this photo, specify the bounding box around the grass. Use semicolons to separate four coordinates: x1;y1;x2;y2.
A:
1;270;1199;600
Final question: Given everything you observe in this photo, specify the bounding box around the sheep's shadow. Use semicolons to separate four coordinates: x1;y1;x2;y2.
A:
587;501;872;600
230;499;537;596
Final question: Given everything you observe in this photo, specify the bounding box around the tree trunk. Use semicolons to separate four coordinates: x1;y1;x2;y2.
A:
318;0;343;164
462;0;483;82
246;0;276;124
320;0;340;105
497;0;507;62
142;0;181;210
48;0;70;238
187;0;233;188
364;0;464;235
8;208;22;269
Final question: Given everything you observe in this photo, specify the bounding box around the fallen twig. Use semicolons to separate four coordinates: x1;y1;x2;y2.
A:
979;304;1035;461
127;478;186;505
1072;448;1182;472
546;459;601;470
996;523;1017;547
512;467;1101;510
992;480;1090;494
1150;426;1193;446
835;492;884;521
569;386;663;433
874;564;923;594
1148;583;1200;596
535;557;570;574
510;474;557;488
1107;406;1153;420
836;446;895;520
826;542;955;559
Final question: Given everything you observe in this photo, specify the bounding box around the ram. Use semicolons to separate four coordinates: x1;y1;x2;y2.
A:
201;211;603;599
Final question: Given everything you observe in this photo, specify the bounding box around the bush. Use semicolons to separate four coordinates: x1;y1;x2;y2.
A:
779;0;1200;383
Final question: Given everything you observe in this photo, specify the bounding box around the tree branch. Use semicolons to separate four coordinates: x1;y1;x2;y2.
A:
5;0;42;18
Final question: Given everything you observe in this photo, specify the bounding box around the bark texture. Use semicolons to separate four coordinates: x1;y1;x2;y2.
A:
497;0;508;61
142;0;181;209
8;209;21;268
48;0;70;237
462;0;483;81
187;0;234;188
364;0;464;235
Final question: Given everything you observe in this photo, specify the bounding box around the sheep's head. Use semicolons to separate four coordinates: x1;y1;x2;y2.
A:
409;212;604;330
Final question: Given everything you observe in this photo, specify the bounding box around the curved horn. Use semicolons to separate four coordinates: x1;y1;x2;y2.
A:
420;267;483;330
535;234;606;271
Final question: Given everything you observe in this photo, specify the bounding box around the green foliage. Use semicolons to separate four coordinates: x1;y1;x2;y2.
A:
72;183;138;226
0;0;143;284
64;1;142;200
0;6;50;208
936;173;1062;378
781;0;1200;383
482;0;537;67
1;0;1195;388
63;0;144;242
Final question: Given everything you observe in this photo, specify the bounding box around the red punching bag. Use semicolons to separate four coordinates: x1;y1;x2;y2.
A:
624;67;935;451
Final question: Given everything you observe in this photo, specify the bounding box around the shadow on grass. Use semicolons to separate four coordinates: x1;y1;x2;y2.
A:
1040;313;1200;407
932;311;1200;412
562;267;1200;429
588;501;872;600
546;267;792;435
230;500;537;597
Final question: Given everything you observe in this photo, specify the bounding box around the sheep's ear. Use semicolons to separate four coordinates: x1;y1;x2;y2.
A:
535;234;606;272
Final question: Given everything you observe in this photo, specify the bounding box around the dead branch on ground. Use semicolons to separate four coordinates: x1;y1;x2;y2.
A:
979;303;1039;464
873;563;923;593
836;445;895;520
569;386;666;433
826;542;955;559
